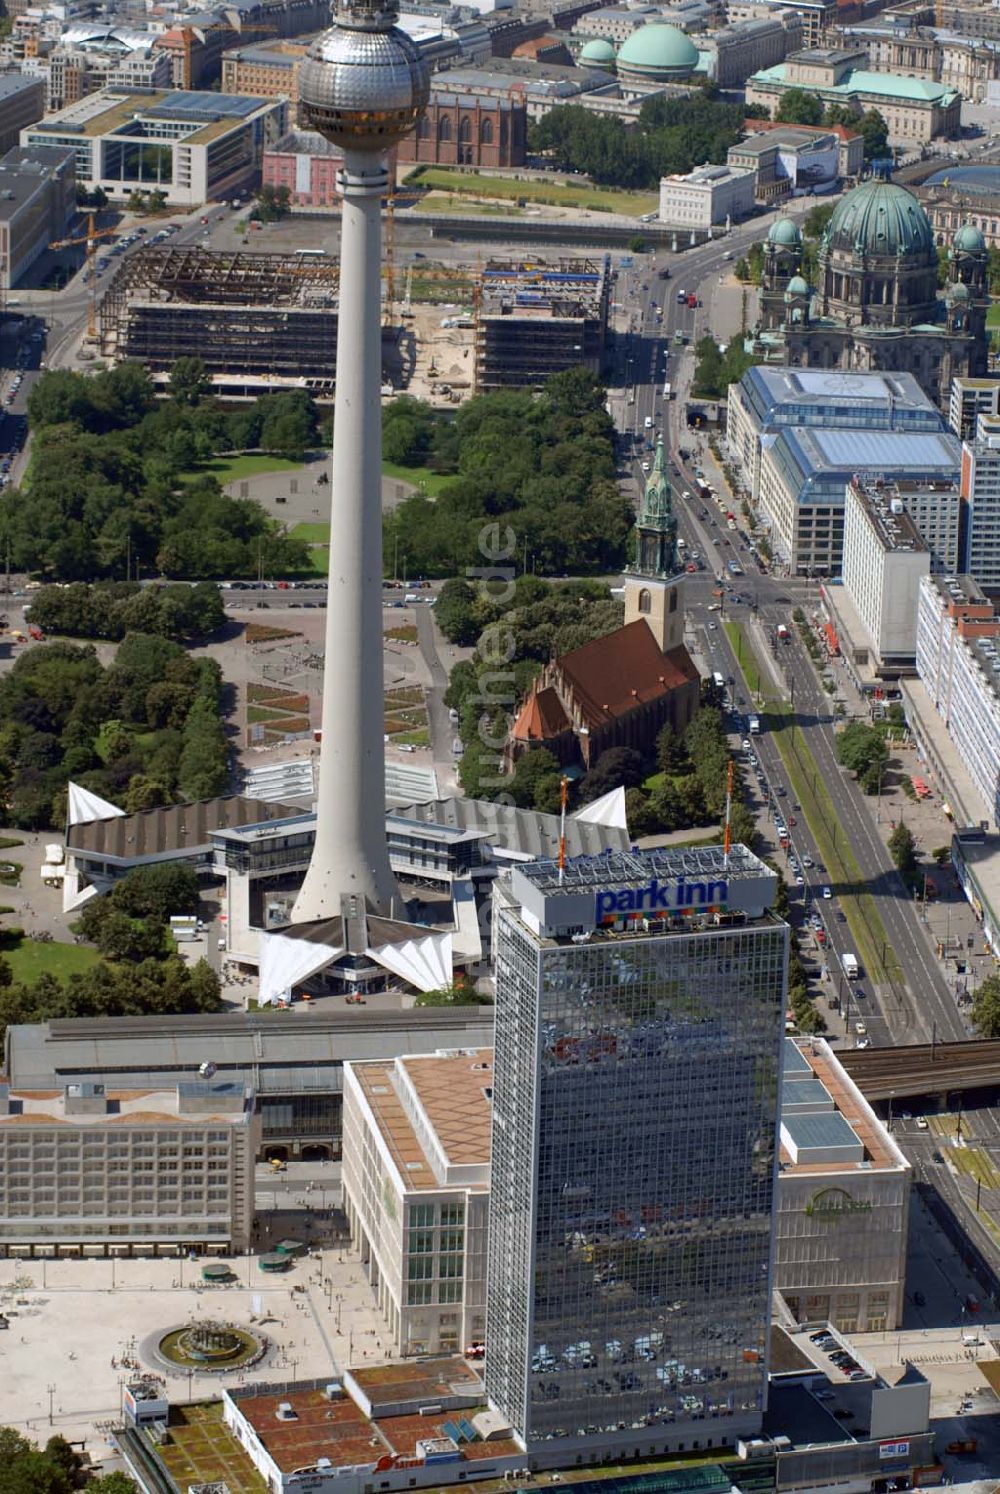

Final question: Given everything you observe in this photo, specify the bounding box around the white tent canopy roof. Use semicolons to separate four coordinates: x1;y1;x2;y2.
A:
574;785;629;831
67;782;126;828
258;930;345;1008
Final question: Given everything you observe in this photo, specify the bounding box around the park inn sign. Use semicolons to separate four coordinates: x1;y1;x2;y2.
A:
595;877;729;922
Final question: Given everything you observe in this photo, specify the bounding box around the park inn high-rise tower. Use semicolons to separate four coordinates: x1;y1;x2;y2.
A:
486;846;787;1463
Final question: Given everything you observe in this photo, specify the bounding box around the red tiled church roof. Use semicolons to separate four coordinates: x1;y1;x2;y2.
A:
511;620;698;743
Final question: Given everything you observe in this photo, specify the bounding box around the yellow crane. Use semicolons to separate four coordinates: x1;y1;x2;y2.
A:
49;213;118;339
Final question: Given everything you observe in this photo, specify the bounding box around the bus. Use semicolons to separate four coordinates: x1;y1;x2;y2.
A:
296;248;327;258
712;671;726;692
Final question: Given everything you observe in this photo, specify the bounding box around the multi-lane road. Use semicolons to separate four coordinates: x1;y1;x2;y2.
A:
604;224;968;1057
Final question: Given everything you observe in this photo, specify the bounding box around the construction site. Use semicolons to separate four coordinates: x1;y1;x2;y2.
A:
98;246;347;395
96;245;611;399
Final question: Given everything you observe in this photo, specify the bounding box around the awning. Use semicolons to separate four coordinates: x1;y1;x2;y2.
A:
574;785;629;831
257;929;345;1007
67;782;126;827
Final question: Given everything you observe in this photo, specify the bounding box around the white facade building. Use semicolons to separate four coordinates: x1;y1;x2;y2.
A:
915;572;1000;828
341;1049;491;1358
658;162;755;227
22;88;287;207
0;1079;259;1255
962;412;1000;594
842;479;931;670
949;375;1000;440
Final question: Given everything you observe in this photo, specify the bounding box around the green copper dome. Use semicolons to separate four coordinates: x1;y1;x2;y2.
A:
617;23;698;77
579;36;616;64
768;217;801;247
823;180;934;259
954;222;986;253
786;275;809;295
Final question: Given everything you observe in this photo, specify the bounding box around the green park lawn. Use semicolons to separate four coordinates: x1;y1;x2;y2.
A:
402;166;659;218
180;453;307;486
382;461;455;499
3;936;101;983
988;303;1000;329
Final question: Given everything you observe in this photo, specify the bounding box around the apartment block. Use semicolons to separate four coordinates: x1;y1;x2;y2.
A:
842;479;931;671
0;1080;259;1256
915;572;1000;827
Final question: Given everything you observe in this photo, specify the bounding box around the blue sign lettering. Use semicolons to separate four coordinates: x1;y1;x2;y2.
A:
594;878;728;923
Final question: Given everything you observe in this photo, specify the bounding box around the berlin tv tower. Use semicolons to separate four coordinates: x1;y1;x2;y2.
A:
292;0;429;921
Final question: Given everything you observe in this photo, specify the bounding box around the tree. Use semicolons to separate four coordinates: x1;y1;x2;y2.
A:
169;357;210;407
580;747;644;803
776;88;823;126
433;579;480;646
972;972;1000;1038
655;722;688;774
253;183;291;223
836;722;887;782
888;821;918;886
854;108;889;161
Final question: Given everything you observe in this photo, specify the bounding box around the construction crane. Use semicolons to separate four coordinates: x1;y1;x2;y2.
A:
50;213;118;340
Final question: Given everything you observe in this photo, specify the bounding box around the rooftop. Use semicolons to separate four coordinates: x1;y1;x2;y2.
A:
0;144;74;221
350;1049;492;1191
738;366;943;430
395;795;630;861
0;1082;252;1127
774;426;961;491
29;88;282;143
750;60;959;101
925;571;992;610
779;1038;908;1175
0;74;43;98
67;793;302;861
514;842;767;895
848;478;929;554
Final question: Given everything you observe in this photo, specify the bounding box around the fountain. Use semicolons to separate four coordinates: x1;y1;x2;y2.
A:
154;1320;265;1373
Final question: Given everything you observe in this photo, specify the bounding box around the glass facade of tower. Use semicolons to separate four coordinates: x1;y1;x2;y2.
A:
486;850;786;1457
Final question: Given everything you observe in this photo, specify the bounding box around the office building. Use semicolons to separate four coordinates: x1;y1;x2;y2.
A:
739;116;864;181
727;125;843;203
916;572;1000;827
727;364;944;505
0;143;75;290
752;183;988;412
0;1079;259;1256
961;412;1000;594
0;75;44;153
221;39;309;122
658;162;755;228
842;479;931;673
341;1049;491;1357
261;129;344;209
778;1038;911;1332
746;46;962;142
705;15;801;86
486;846;787;1460
5;1008;495;1164
22;89;288;208
950;375;1000;439
757;425;960;576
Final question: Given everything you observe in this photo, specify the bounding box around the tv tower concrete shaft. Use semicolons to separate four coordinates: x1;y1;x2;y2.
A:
292;155;397;921
290;0;428;921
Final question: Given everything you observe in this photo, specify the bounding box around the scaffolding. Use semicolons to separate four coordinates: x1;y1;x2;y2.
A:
474;255;611;392
99;248;343;382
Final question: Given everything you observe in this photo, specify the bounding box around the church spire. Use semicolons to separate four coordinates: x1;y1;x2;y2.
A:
631;436;678;579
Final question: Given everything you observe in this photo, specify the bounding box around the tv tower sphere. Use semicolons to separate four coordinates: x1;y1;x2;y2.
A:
290;0;428;925
299;0;430;152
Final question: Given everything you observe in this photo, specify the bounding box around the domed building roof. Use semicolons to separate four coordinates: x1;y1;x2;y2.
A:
768;217;801;246
954;223;986;253
617;23;698;78
579;36;616;64
823;180;934;260
786;275;809;295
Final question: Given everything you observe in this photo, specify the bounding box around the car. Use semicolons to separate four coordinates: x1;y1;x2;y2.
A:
795;874;805;886
775;785;786;796
642;461;650;472
916;1116;929;1130
822;886;832;899
810;1331;833;1344
682;491;692;502
802;855;813;868
854;1021;867;1035
644;416;653;429
853;987;865;1000
742;739;752;751
708;621;717;630
836;910;846;922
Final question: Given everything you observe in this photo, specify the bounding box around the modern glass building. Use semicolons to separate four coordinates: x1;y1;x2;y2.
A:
486;846;787;1462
